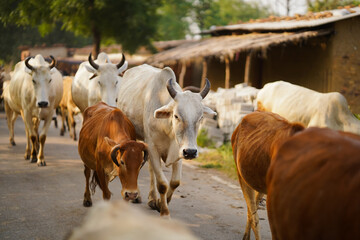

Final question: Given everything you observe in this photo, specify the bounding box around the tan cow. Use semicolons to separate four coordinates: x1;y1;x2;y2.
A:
267;127;360;240
78;102;148;206
67;200;199;240
59;76;80;140
231;111;304;239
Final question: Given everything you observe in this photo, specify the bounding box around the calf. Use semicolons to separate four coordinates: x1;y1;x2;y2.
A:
78;102;148;206
267;127;360;240
59;76;80;140
231;111;304;239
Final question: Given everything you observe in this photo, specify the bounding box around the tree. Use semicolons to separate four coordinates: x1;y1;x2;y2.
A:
156;0;192;40
193;0;270;31
307;0;360;11
0;0;162;58
51;0;162;57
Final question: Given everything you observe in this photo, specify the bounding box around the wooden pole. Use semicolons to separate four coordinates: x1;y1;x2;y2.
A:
225;57;230;89
244;52;252;85
179;61;186;88
201;59;208;88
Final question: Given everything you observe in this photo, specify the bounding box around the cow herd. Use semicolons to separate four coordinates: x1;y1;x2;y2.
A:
1;52;360;239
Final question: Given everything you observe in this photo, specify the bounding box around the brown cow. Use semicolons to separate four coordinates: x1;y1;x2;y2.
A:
231;111;304;240
59;76;80;140
78;102;148;207
267;127;360;240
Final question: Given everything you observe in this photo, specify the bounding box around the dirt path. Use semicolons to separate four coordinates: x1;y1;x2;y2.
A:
0;113;271;240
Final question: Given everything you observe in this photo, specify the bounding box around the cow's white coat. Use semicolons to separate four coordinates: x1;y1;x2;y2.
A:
117;64;215;216
257;81;360;134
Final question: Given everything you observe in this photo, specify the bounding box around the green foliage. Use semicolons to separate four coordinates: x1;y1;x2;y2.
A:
196;142;237;180
193;0;270;31
156;0;192;40
308;0;360;12
354;113;360;120
50;0;162;53
197;129;216;148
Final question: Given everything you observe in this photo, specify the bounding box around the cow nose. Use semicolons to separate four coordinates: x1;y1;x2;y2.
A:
115;98;118;103
38;101;49;108
125;191;138;200
183;149;197;159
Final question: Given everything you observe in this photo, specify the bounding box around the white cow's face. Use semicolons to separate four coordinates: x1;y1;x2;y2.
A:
27;66;53;108
85;54;127;107
154;79;215;159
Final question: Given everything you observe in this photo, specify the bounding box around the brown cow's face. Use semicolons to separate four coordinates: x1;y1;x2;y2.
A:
106;138;147;201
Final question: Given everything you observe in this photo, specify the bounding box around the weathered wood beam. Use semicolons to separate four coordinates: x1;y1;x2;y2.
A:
225;57;230;89
244;52;252;85
201;59;208;88
179;61;186;88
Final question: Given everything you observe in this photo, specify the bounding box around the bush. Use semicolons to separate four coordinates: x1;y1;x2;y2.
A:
197;129;216;148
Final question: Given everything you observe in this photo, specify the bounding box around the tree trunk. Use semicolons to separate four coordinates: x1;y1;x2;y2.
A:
92;26;101;59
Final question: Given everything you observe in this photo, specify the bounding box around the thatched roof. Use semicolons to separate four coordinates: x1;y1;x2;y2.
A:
146;29;332;67
202;7;360;35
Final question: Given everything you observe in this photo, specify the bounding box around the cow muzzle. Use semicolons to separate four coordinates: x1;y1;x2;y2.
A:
124;191;138;201
183;148;198;159
38;101;49;108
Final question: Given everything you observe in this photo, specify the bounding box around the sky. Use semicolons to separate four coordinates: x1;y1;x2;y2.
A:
247;0;309;16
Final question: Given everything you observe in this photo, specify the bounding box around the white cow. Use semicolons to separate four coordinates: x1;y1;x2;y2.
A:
117;64;215;217
72;52;127;112
2;55;63;166
257;80;360;134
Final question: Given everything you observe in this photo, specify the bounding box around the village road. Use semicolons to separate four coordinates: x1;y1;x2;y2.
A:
0;112;271;240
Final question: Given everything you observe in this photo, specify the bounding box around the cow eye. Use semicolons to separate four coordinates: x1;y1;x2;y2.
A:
115;80;118;85
32;80;36;84
120;160;125;165
174;114;179;119
49;79;52;83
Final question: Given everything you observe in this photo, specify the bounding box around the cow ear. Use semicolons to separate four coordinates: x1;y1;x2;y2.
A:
117;61;128;75
85;64;97;74
154;103;174;119
203;106;217;117
104;137;117;147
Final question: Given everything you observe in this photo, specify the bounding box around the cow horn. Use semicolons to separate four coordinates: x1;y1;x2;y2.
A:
166;78;179;99
49;55;56;69
88;53;99;70
200;78;211;99
116;53;126;69
140;149;148;169
25;57;34;71
110;145;121;167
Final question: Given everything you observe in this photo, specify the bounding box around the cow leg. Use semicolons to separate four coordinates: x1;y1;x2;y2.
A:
167;159;182;203
147;145;170;217
23;111;38;163
4;100;17;146
68;110;76;141
148;163;158;209
83;165;92;207
239;176;261;240
60;106;66;136
37;111;54;166
96;167;111;200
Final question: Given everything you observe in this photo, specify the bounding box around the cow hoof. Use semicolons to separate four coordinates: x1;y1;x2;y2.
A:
148;200;160;212
83;200;92;207
31;157;37;163
10;140;16;146
24;154;30;160
60;131;64;136
37;161;46;167
131;196;142;204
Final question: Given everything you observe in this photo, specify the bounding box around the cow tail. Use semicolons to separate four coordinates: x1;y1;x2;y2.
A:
90;170;100;195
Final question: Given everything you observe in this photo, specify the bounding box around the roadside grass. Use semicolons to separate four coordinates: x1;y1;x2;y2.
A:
196;130;238;180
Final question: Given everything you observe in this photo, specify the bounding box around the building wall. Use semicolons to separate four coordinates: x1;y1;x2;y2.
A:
29;46;68;59
260;37;331;92
329;17;360;113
